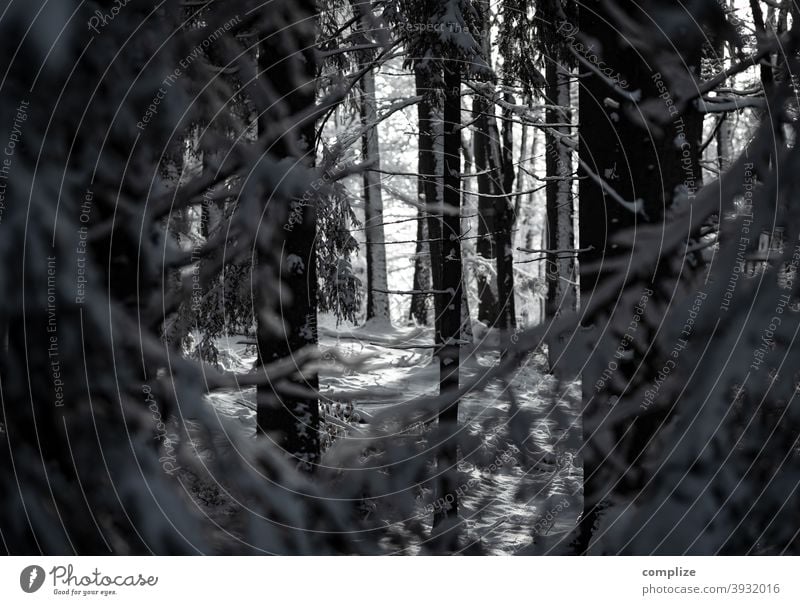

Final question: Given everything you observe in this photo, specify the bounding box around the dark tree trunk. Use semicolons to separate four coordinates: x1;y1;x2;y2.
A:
574;0;704;553
255;5;321;471
495;89;517;336
432;61;462;528
473;94;499;325
472;96;516;335
472;0;515;336
572;1;632;550
544;60;576;370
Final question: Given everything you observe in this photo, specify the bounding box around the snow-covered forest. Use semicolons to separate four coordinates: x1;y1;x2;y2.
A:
1;0;800;555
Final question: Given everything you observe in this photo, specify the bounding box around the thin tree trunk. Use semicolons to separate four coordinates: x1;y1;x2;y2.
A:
716;0;735;174
409;211;431;325
495;88;517;336
353;0;390;323
473;95;499;325
473;0;499;326
514;120;529;221
461;133;474;343
716;113;734;173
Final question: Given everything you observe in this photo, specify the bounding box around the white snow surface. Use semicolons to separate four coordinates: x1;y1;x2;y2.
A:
203;316;581;554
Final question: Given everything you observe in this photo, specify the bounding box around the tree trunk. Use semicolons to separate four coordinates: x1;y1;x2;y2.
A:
544;61;577;370
514;120;529;220
473;94;499;325
715;0;735;174
495;89;517;336
255;6;321;471
353;1;390;324
716;113;734;173
460;133;475;343
416;66;443;323
473;95;516;336
433;61;462;527
573;0;704;553
409;210;431;325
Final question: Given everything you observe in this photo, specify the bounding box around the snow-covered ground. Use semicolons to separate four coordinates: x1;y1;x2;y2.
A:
202;317;582;554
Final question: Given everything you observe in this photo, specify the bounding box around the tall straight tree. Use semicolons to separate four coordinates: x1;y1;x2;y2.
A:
474;91;500;324
543;60;577;370
431;52;463;529
351;0;390;323
256;1;322;470
409;61;434;328
473;92;500;325
415;64;444;329
478;0;520;339
472;93;517;335
472;0;517;332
